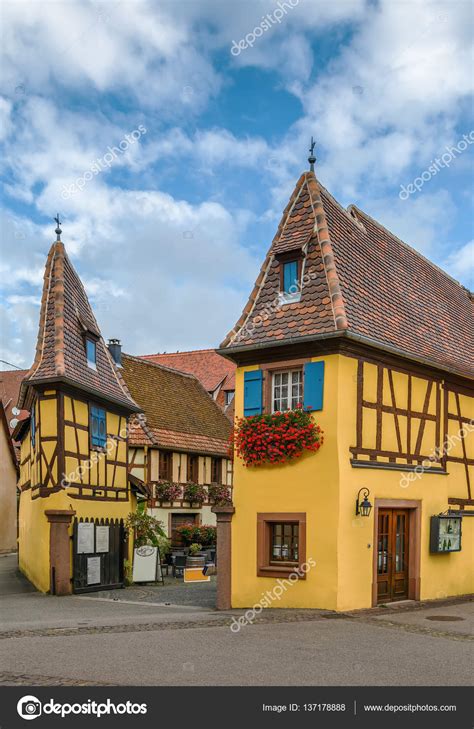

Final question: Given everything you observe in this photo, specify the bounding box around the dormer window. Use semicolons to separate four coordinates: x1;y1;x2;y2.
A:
283;260;299;294
86;338;97;370
277;253;302;304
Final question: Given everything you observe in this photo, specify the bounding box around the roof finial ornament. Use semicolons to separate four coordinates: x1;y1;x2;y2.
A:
308;137;316;172
54;213;62;242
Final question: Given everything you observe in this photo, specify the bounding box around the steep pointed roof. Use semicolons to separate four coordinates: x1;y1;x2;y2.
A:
220;171;473;380
19;240;139;411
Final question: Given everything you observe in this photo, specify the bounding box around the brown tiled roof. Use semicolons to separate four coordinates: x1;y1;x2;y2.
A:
122;354;231;456
221;171;474;380
0;369;28;434
140;349;235;393
19;240;139;411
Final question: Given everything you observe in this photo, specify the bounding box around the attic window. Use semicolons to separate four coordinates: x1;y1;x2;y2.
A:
279;257;302;303
86;338;97;370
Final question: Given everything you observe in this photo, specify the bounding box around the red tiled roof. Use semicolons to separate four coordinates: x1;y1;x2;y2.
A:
19;240;139;411
221;171;474;380
122;354;231;456
140;349;235;393
0;369;28;434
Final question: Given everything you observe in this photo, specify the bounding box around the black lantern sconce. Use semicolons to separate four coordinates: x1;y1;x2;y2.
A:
355;488;372;517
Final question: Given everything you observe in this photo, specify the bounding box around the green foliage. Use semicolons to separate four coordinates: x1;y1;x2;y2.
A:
176;523;217;547
189;542;202;555
125;508;166;548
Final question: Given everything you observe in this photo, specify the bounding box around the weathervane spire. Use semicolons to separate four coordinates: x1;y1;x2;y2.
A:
308;137;316;172
54;214;62;242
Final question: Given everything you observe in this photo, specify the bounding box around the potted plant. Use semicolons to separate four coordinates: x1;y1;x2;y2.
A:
183;482;206;505
198;525;217;548
125;502;167;583
186;542;205;568
176;522;201;546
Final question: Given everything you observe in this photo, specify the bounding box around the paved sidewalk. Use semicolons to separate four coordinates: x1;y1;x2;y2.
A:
0;553;36;596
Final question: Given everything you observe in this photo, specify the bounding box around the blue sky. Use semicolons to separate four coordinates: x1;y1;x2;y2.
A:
1;0;473;370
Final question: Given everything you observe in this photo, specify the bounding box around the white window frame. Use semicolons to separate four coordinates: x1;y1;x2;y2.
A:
272;369;303;413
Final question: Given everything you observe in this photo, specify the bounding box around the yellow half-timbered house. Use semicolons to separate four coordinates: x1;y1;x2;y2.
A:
219;162;474;611
118;352;232;544
15;226;141;594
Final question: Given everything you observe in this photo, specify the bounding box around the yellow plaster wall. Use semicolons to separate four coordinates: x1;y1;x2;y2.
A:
231;356;341;610
0;424;18;553
230;354;474;611
18;392;135;592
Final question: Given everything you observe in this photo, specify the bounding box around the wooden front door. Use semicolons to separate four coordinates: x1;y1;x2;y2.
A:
377;509;409;603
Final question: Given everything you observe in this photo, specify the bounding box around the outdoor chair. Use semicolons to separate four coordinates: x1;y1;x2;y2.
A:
172;555;187;578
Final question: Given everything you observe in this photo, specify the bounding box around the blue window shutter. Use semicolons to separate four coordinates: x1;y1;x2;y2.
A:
90;406;106;447
243;370;263;416
303;361;324;411
283;261;298;293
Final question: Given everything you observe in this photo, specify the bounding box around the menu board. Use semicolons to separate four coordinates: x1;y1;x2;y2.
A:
430;516;462;553
87;556;101;585
132;546;163;583
77;522;95;554
436;517;461;552
95;526;109;553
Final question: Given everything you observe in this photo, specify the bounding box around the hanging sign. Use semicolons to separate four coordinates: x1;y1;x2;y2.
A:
77;522;94;554
87;556;101;585
95;526;110;553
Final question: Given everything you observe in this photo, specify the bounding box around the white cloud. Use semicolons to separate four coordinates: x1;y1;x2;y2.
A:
443;240;474;289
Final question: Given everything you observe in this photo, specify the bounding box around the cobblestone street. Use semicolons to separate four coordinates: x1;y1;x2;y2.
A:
0;555;472;687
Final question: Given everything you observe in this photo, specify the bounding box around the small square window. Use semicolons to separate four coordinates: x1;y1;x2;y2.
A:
86;339;97;369
272;369;302;412
225;390;235;406
257;513;306;579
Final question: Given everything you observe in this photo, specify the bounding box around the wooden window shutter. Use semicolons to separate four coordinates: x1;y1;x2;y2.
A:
90;406;107;447
303;361;324;411
244;370;263;416
283;260;298;293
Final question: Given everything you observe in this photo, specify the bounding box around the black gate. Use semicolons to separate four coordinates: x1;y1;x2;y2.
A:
72;517;126;593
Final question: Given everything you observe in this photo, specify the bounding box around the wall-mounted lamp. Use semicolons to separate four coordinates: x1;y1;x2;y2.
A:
355;488;372;517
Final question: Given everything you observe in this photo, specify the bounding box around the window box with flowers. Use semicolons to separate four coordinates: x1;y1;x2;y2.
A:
234;405;323;467
155;481;182;504
183;482;207;505
208;484;232;505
